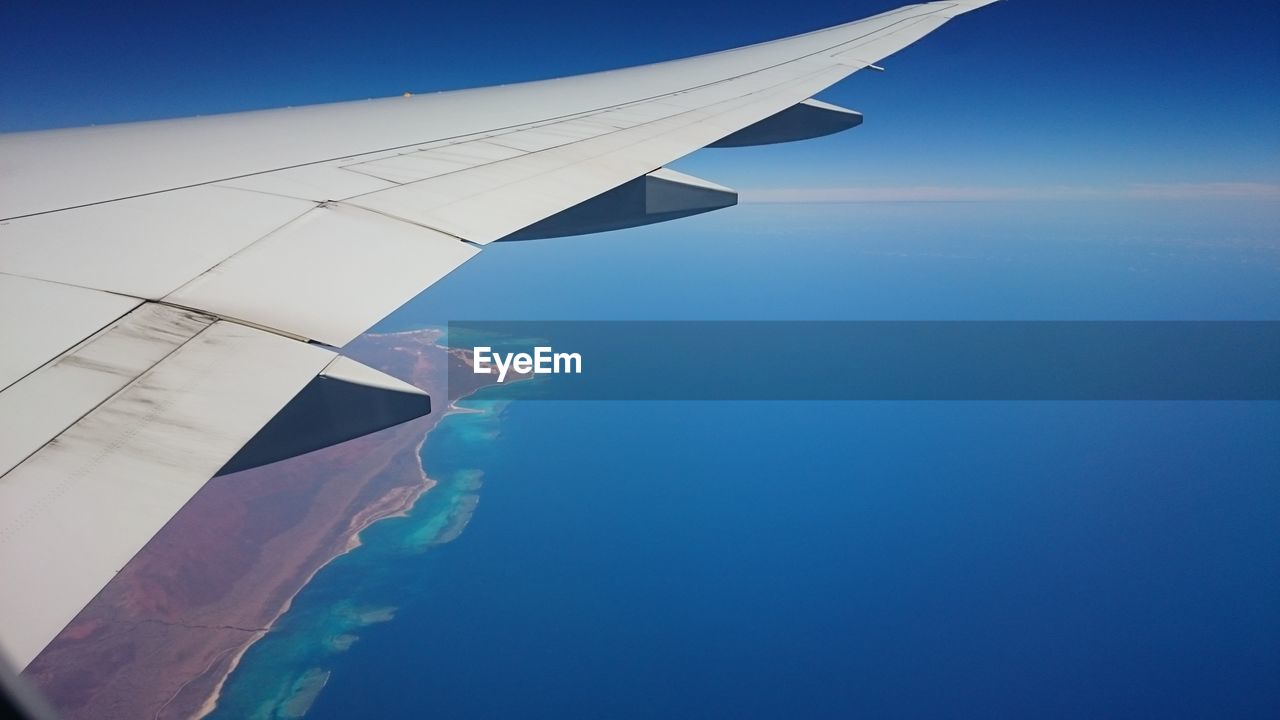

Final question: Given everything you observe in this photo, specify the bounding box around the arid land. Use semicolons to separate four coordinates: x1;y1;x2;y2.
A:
23;329;502;719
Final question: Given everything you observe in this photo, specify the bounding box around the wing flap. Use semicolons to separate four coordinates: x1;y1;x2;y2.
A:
0;306;337;669
0;275;140;392
0;304;210;478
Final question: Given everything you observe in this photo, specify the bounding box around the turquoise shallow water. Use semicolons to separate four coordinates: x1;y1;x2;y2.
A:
206;395;511;719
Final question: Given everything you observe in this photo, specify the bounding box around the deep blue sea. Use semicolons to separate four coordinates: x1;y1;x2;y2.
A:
209;201;1280;719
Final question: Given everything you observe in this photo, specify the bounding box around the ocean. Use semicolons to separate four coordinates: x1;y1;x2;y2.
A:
207;201;1280;719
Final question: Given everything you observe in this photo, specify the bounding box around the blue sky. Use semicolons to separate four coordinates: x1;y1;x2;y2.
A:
2;0;1277;197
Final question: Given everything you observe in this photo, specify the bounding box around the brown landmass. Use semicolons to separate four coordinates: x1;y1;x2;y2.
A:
22;329;504;720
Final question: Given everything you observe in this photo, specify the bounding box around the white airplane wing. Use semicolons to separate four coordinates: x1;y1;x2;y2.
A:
0;1;999;668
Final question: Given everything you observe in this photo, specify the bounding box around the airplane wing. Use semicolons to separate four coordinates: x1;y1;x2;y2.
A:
0;0;999;669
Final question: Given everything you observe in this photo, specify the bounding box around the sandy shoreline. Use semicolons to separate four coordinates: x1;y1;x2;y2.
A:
24;328;512;720
193;334;510;717
192;410;446;718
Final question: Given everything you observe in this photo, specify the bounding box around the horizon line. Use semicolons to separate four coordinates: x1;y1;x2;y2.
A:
739;182;1280;204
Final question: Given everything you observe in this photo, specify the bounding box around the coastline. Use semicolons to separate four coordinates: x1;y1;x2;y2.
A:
190;474;431;719
23;327;513;720
191;401;456;718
